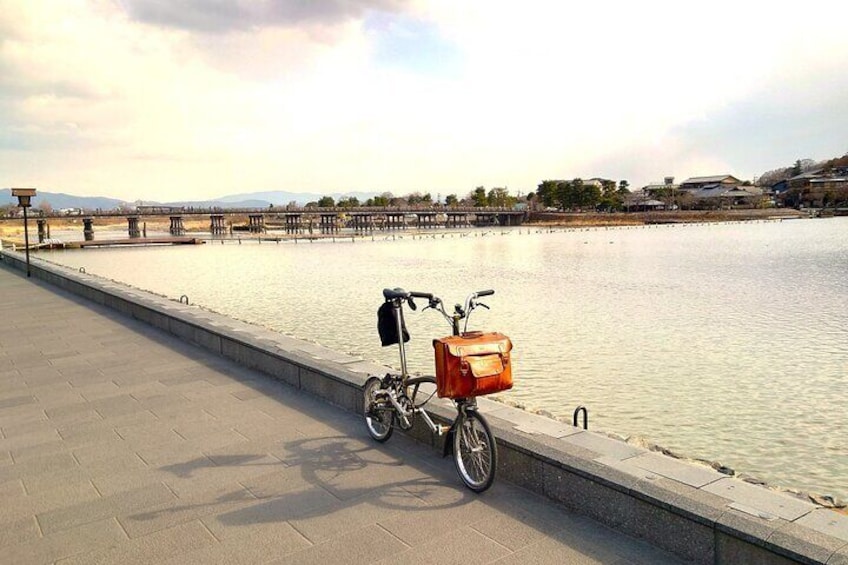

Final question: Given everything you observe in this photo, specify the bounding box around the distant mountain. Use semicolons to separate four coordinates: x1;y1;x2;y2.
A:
2;188;382;211
215;190;381;206
155;199;274;209
0;189;125;211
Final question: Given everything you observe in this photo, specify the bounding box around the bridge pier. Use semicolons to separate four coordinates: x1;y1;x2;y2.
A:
416;212;437;229
384;213;406;230
37;219;48;243
210;214;226;236
474;213;497;227
320;214;339;234
83;217;95;241
446;212;470;228
169;216;185;236
284;214;302;234
127;216;141;238
248;214;265;234
351;214;374;234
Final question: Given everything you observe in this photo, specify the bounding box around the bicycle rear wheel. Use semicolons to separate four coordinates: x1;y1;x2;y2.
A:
364;376;394;442
453;409;496;492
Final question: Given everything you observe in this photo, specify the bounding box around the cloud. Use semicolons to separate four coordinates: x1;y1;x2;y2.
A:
121;0;410;33
1;0;846;200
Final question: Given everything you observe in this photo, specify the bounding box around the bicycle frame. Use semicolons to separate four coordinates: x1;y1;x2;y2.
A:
384;293;483;434
367;287;500;492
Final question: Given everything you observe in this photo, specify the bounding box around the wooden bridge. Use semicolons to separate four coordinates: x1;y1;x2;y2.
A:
13;208;527;242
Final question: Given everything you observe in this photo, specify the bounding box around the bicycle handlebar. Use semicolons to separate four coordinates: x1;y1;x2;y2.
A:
382;288;495;335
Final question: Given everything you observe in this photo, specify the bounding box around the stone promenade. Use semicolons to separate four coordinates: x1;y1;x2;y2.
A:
0;265;682;564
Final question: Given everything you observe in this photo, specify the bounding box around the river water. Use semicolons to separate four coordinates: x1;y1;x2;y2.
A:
39;218;848;502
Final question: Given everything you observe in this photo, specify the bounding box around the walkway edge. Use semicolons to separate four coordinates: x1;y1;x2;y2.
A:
2;250;846;565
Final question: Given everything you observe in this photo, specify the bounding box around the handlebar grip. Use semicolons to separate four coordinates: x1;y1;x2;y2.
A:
476;289;495;297
409;291;435;300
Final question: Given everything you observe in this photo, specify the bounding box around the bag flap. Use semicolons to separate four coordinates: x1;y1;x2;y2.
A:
436;333;512;358
465;354;505;378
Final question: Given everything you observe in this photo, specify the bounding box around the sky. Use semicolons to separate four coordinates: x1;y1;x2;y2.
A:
1;0;847;203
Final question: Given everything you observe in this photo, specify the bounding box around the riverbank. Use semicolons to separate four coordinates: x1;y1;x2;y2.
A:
526;207;807;227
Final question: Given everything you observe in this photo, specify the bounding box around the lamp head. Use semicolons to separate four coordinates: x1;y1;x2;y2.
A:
11;188;36;208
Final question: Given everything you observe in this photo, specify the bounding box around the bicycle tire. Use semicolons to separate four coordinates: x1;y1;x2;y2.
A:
453;409;497;492
364;376;394;442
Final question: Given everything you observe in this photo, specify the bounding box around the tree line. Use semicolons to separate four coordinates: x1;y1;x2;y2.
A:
534;179;631;211
308;186;523;209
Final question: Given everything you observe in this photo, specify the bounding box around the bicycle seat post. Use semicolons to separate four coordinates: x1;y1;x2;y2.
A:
393;299;410;379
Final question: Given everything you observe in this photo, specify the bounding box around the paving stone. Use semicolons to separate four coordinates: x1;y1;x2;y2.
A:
625;451;726;488
0;395;37;410
2;476;101;523
114;420;184;448
275;524;409;565
795;508;848;542
0;515;41;549
163;520;311;564
702;478;819;521
58;519;217;565
513;414;585;439
4;517;126;565
37;481;176;535
159;450;287;499
560;430;646;461
0;451;79;486
214;483;340;529
56;420;123;448
75;380;122;401
118;482;256;539
383;526;512;564
291;488;429;544
3;433;68;459
380;497;503;547
72;442;147;474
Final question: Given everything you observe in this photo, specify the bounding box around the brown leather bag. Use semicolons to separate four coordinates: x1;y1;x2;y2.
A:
432;332;513;398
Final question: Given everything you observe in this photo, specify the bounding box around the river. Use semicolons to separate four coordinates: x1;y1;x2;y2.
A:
39;217;848;502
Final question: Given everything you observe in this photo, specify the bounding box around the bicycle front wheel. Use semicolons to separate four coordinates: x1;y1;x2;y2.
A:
453;410;497;492
364;376;394;442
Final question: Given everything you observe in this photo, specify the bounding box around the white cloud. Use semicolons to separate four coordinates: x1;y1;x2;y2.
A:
1;0;846;200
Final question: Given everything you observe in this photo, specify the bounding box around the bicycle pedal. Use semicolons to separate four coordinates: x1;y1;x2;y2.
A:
437;424;450;436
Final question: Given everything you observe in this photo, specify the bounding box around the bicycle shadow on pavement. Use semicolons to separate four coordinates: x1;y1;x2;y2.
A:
214;433;474;527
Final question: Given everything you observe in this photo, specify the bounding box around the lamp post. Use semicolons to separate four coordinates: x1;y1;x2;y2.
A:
11;188;36;277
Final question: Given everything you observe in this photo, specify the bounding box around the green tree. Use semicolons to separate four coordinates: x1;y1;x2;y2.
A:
487;187;510;207
536;180;559;208
317;196;335;207
444;194;458;207
369;192;392;207
337;196;359;208
599;183;621;211
472;186;488;207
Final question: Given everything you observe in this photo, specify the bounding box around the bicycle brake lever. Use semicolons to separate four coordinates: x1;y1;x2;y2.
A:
478;303;490;310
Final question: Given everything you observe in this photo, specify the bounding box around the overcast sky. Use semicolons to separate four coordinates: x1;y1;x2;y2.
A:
2;0;846;202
